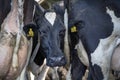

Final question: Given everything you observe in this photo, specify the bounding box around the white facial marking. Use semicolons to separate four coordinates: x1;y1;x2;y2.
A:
45;12;56;26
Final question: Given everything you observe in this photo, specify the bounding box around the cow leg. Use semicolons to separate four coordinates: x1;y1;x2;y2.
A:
35;59;50;80
16;67;27;80
29;59;49;80
71;60;87;80
66;50;87;80
87;68;94;80
112;70;120;80
57;67;68;80
48;67;59;80
35;66;49;80
88;37;118;80
71;49;87;80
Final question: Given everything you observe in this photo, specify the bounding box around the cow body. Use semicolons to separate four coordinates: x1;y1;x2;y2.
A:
0;0;35;79
67;0;120;80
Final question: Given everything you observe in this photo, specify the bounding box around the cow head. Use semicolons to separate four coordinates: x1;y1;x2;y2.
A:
33;2;66;67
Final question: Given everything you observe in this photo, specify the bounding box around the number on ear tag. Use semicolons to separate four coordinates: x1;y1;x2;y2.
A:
71;26;77;32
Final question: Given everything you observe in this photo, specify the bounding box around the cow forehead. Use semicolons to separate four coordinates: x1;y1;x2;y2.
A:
45;12;56;26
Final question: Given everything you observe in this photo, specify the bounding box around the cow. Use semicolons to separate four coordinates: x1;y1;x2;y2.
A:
23;1;68;79
0;0;36;79
34;0;66;67
64;0;120;80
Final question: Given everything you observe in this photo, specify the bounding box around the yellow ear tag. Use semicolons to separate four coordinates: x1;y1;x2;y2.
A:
71;26;77;32
27;28;34;37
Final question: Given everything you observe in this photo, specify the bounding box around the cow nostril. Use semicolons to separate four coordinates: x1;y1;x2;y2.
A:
59;56;66;62
60;56;66;65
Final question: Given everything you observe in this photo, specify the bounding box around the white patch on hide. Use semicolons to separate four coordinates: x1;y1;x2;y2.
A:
91;37;117;80
75;40;89;66
90;8;120;80
106;7;120;36
45;12;56;26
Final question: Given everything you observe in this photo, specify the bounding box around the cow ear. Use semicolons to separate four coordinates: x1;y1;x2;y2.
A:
23;23;38;40
34;1;45;16
52;1;65;19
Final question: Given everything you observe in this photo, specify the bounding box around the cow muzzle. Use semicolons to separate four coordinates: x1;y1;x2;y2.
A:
47;55;66;67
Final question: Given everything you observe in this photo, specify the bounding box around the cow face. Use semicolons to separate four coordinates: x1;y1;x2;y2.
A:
34;3;66;67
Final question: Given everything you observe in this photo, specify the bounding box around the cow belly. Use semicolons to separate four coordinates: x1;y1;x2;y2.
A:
0;0;25;78
0;31;15;78
5;34;29;80
111;43;120;71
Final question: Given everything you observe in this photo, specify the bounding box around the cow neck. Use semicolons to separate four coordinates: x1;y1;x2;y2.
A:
86;0;106;8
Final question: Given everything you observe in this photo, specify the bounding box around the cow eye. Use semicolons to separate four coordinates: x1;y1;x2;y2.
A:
59;29;65;38
39;31;47;37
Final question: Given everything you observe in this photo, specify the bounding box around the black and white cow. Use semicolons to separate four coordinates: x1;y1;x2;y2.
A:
23;1;68;79
65;0;120;80
35;1;66;67
30;1;66;67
